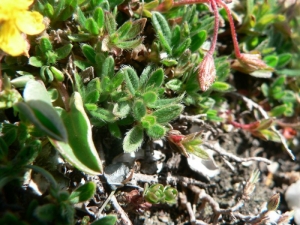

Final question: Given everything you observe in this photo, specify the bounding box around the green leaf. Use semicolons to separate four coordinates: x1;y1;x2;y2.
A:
40;37;53;53
152;104;183;124
50;66;64;82
114;38;143;49
69;182;96;204
101;56;115;79
146;124;166;139
93;7;104;30
152;12;171;44
143;91;157;105
81;44;96;64
55;44;73;60
145;68;164;89
44;3;54;18
85;18;99;35
77;7;87;27
28;56;44;67
122;67;139;95
108;123;121;138
117;20;132;39
123;126;144;153
49;92;103;175
84;78;101;103
133;100;147;120
277;53;292;68
0;137;8;159
140;65;154;88
161;58;178;66
166;79;183;92
211;81;234;92
171;25;180;47
90;215;117;225
11;75;34;88
34;204;56;222
17;80;67;142
141;115;156;129
264;55;278;67
123;18;146;40
105;11;117;35
173;38;191;57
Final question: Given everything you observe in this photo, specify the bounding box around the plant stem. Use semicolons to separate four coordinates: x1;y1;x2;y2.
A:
207;0;219;55
216;0;241;58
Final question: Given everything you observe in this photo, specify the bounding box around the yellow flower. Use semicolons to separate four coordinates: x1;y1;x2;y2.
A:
0;0;45;57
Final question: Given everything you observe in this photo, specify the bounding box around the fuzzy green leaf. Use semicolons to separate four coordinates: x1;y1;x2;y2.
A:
277;53;292;68
34;204;56;222
143;91;157;105
101;56;115;78
211;81;234;92
146;124;166;139
81;44;96;64
114;38;143;49
122;67;139;95
69;182;96;204
133;100;147;120
123;18;146;40
123;126;144;153
28;56;44;67
93;7;104;30
152;104;183;124
152;12;171;45
108;123;121;138
190;30;207;52
141;115;156;129
85;18;100;35
55;44;73;60
77;7;87;27
117;20;133;39
140;65;154;88
166;79;183;92
145;68;164;89
105;11;117;35
84;78;101;103
40;37;53;53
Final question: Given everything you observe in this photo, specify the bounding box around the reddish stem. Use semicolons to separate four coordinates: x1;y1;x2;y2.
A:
207;0;219;55
228;120;260;131
216;0;241;58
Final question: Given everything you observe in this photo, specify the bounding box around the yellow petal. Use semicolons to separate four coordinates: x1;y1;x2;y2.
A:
0;22;28;56
16;11;45;35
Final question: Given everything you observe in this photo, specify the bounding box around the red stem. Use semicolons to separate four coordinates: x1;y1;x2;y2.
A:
207;0;219;55
216;0;241;58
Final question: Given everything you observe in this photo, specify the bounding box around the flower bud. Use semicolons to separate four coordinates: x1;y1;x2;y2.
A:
267;193;280;211
197;54;216;91
232;53;273;74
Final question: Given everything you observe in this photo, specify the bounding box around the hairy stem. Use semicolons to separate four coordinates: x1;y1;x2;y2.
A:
207;0;219;55
217;0;241;58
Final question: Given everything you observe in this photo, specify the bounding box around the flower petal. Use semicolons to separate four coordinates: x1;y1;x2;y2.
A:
0;22;28;56
16;11;45;35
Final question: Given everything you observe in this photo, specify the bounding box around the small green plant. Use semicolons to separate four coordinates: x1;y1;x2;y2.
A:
143;183;178;205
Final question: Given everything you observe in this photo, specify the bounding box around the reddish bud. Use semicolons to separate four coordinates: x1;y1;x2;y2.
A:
232;53;273;74
198;54;216;91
